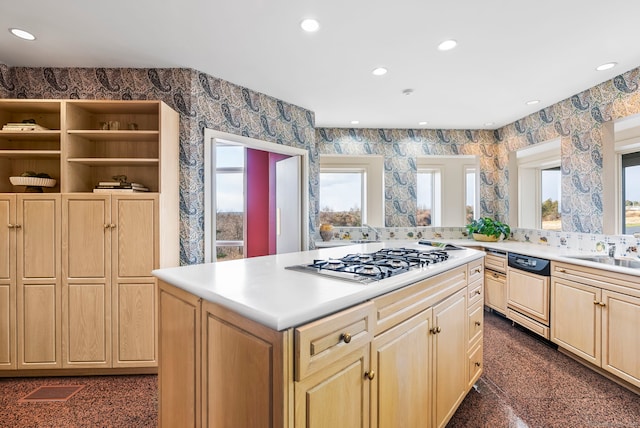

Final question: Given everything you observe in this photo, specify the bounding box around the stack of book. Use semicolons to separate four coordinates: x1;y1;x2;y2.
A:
2;122;49;131
93;181;150;193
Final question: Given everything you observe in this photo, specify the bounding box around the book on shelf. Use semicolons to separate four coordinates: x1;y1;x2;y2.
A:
93;187;150;193
2;123;49;131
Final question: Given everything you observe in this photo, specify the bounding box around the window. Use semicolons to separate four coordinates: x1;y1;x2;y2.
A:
215;144;245;261
622;152;640;234
515;138;561;230
319;170;364;226
416;169;441;226
319;155;384;227
416;156;478;227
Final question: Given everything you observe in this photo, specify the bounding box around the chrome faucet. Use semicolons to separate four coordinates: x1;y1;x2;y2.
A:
362;224;381;241
608;243;616;258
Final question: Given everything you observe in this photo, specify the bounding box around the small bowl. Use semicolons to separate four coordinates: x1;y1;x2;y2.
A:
10;176;57;187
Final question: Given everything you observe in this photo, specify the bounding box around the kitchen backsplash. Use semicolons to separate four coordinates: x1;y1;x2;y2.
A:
318;227;640;258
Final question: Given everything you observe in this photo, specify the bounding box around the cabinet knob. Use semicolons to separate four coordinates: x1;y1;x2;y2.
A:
104;224;110;229
475;321;481;326
475;362;481;367
341;332;352;344
8;224;14;229
474;267;482;273
14;224;21;229
558;268;566;273
492;272;499;278
599;302;606;307
110;224;116;229
475;290;481;295
365;370;375;380
593;301;600;305
430;326;442;334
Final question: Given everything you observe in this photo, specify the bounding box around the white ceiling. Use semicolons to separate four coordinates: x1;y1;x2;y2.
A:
3;0;640;130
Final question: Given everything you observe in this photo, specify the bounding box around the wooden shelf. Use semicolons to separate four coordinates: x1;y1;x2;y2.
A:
67;130;159;141
67;158;159;166
0;130;61;140
0;149;61;159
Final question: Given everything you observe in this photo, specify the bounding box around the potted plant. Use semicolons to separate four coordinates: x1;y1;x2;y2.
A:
466;217;510;242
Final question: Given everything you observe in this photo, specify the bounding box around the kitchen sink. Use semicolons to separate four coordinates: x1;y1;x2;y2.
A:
349;240;381;244
566;255;640;269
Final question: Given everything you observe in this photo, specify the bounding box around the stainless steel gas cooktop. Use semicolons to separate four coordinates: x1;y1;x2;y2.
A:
286;247;451;284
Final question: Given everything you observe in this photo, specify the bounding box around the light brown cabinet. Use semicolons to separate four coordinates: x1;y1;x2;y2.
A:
157;258;484;428
551;261;640;390
0;194;62;370
62;194;158;368
0;99;179;375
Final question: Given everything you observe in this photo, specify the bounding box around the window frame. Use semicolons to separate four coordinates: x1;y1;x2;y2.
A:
319;155;384;227
416;156;479;227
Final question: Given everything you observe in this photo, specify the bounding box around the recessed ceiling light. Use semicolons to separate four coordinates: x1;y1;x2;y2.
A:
526;99;540;105
9;28;36;41
596;62;617;71
372;67;388;76
418;121;428;125
437;39;457;51
300;19;320;32
351;120;360;125
402;89;414;96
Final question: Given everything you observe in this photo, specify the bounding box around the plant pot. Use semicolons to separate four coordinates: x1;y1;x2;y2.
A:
319;230;333;242
472;233;499;242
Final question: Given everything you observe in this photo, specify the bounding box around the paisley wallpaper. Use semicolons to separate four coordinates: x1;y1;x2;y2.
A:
0;66;316;265
1;63;640;264
315;128;500;227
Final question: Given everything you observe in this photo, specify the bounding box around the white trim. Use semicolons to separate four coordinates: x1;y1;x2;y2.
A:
319;155;385;226
204;129;309;263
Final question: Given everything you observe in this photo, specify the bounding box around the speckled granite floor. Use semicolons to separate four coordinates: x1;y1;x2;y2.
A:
1;311;638;427
0;374;156;427
447;311;640;428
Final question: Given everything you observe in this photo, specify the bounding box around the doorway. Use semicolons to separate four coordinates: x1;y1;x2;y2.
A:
204;129;308;262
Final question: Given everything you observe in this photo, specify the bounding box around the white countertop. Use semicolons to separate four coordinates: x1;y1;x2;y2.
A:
153;241;484;331
154;239;640;332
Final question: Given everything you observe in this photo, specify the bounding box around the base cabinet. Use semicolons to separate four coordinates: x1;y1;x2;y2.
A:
551;262;640;390
62;194;158;369
158;258;484;428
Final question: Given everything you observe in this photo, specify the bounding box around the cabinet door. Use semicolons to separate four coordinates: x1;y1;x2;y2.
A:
507;268;550;324
484;270;507;313
16;195;61;369
112;195;158;367
0;195;16;369
295;346;370;428
433;288;467;428
601;290;640;388
371;309;432;428
550;278;601;365
62;195;111;367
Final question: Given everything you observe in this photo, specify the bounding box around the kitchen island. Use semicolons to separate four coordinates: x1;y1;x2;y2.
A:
153;242;485;427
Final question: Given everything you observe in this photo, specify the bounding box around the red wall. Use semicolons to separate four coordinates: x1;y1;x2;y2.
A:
245;149;289;257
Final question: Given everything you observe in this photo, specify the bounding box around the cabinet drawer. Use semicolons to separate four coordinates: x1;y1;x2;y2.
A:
468;343;483;386
295;301;374;380
485;254;506;273
467;300;483;348
468;278;484;307
468;258;484;284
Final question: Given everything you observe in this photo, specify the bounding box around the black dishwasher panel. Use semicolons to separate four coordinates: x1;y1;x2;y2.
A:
507;253;551;276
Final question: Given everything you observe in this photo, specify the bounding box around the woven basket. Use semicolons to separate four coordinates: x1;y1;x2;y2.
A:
10;176;57;187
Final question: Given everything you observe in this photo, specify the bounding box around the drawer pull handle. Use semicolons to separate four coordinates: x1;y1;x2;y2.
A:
475;362;481;367
558;268;566;273
474;267;482;273
475;321;481;326
365;370;375;380
341;333;352;344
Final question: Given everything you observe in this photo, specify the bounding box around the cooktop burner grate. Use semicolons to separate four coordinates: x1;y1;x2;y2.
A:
287;248;451;284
